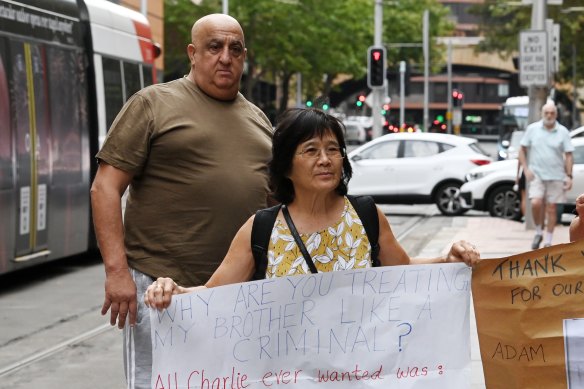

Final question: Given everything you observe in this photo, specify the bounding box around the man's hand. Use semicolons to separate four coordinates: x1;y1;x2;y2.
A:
102;269;137;329
524;168;535;182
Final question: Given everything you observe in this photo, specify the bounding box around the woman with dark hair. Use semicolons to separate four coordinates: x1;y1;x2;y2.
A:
145;108;480;306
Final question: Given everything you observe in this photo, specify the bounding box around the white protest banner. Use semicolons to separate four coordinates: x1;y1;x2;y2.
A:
150;263;471;389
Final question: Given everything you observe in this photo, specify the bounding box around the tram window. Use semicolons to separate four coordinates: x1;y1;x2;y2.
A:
142;64;153;87
102;57;124;131
9;41;31;170
27;44;51;180
124;61;141;98
47;47;82;184
0;40;12;190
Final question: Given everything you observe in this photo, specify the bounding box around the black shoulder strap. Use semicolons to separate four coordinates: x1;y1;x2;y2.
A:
347;195;380;267
250;204;281;280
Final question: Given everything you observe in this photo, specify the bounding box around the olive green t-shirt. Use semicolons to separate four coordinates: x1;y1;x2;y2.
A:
96;77;273;285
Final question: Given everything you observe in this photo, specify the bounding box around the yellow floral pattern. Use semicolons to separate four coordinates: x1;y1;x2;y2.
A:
266;197;372;278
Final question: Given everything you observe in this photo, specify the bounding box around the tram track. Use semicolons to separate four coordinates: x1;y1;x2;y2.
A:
0;323;112;378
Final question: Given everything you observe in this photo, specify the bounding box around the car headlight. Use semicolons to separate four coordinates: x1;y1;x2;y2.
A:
466;171;488;182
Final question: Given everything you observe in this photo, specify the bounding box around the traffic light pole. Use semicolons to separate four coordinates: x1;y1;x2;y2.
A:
447;39;453;134
371;0;384;139
423;10;430;133
399;61;405;127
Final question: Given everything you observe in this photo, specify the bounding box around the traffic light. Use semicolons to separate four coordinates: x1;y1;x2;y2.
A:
381;103;390;115
356;94;366;107
306;100;313;108
367;46;386;88
452;90;464;108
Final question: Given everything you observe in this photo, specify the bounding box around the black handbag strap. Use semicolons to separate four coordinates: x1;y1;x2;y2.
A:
281;205;319;274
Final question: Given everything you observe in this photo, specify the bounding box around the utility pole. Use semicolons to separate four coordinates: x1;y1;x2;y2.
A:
527;0;548;125
399;61;405;127
447;39;453;134
371;0;384;139
423;10;430;132
573;43;579;128
296;72;302;108
523;0;548;231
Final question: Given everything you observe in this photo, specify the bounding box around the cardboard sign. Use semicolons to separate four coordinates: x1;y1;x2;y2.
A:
472;240;584;389
150;263;472;389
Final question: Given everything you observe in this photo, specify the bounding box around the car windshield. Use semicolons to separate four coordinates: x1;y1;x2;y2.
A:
469;142;490;156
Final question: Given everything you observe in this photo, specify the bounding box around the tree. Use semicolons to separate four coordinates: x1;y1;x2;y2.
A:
164;0;453;114
470;0;584;88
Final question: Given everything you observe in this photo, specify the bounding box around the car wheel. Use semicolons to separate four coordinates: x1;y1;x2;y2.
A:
434;182;466;216
487;185;522;221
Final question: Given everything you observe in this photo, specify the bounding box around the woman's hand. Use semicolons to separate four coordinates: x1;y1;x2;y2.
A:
445;240;481;267
144;277;181;310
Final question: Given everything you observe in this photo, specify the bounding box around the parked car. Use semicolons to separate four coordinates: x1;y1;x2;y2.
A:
498;130;524;160
571;126;584;139
343;121;368;144
460;137;584;220
348;132;492;216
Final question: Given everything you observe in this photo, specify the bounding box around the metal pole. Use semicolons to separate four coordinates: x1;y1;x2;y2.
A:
140;0;147;15
399;61;405;128
223;0;228;14
573;43;579;128
447;39;453;134
525;0;547;231
372;0;383;139
423;10;429;132
296;72;302;108
527;0;547;125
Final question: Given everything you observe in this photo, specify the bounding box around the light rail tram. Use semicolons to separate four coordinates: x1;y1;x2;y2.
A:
0;0;160;274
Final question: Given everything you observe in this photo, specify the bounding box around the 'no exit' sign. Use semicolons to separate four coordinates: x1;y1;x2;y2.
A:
519;30;549;87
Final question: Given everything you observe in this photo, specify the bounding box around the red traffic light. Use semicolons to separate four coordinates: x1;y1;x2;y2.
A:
367;46;386;88
358;95;366;102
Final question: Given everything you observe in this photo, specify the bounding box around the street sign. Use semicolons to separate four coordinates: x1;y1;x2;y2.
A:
546;19;560;74
519;30;549;87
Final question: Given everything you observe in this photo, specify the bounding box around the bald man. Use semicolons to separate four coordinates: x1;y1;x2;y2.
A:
90;14;273;388
519;101;574;249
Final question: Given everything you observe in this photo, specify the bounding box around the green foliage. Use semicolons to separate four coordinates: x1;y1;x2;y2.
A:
469;0;584;86
164;0;453;110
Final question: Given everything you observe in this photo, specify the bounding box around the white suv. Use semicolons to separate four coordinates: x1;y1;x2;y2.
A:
460;137;584;220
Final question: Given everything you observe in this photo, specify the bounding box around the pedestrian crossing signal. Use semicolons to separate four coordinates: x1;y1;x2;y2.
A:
367;47;386;88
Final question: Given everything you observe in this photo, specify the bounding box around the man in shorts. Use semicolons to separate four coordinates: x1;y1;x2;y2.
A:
519;101;574;249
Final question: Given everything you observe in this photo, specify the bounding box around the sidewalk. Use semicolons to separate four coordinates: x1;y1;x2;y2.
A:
417;216;571;389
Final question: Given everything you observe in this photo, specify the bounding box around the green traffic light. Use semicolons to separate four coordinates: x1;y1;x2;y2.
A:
381;109;386;115
356;101;363;107
306;101;313;107
322;104;329;110
436;114;444;123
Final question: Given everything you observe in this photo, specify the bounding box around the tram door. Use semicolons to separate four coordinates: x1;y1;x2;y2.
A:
10;40;50;260
0;40;14;269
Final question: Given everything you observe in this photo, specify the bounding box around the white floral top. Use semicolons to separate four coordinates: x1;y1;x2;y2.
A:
265;197;372;278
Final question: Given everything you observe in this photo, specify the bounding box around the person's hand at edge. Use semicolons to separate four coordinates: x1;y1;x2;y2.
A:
445;240;481;267
102;268;137;329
